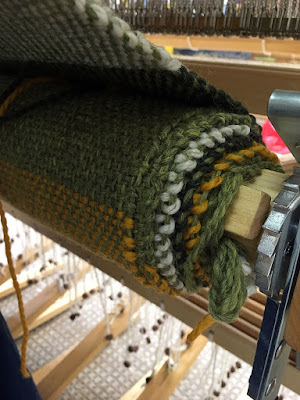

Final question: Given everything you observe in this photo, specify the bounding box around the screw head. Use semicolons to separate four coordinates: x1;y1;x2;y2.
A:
275;340;286;360
265;378;276;397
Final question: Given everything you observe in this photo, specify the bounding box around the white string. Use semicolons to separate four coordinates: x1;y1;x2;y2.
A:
101;271;111;336
24;224;30;282
67;252;72;309
73;255;80;313
207;342;219;399
150;302;166;378
40;234;48;286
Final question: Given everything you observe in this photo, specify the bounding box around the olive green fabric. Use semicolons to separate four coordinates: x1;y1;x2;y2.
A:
0;1;282;322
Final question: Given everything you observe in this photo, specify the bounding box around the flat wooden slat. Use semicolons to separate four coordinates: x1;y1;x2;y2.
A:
0;262;63;299
30;276;96;331
6;264;90;339
246;170;288;201
120;335;208;400
37;297;140;400
6;280;64;339
0;239;52;286
32;346;75;386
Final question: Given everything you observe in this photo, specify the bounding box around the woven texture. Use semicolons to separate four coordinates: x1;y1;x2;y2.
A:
0;0;282;322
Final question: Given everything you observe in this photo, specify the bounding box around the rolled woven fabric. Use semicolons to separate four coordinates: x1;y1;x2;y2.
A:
0;1;282;323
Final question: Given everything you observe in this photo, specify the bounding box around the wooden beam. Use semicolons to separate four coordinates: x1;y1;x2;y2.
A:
36;298;139;400
120;335;208;400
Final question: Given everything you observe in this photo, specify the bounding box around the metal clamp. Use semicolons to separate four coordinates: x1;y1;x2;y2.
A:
249;168;300;400
248;89;300;400
254;167;300;299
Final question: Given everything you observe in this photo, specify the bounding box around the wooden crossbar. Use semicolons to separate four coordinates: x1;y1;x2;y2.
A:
36;295;141;400
120;335;208;400
0;238;53;286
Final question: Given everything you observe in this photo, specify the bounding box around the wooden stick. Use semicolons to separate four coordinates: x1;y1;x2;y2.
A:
0;239;53;286
243;298;265;316
225;185;271;240
251;292;267;305
247;169;288;201
32;346;75;386
36;298;140;400
6;264;90;339
30;275;95;332
222;169;287;239
120;335;208;400
0;262;63;299
6;280;65;339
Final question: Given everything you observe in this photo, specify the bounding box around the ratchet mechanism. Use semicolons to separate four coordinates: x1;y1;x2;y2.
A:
248;90;300;400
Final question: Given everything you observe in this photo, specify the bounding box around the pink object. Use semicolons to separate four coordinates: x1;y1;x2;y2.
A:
261;119;290;155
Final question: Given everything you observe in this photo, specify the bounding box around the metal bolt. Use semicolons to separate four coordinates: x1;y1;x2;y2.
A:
265;378;276;397
275;340;286;359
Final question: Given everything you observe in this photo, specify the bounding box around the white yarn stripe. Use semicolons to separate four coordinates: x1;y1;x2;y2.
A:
74;1;182;72
154;124;252;291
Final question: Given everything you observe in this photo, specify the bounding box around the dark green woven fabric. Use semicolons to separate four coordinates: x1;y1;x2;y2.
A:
0;1;282;322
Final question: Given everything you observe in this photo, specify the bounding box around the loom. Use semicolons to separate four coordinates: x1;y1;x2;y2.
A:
0;1;299;400
104;0;300;38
